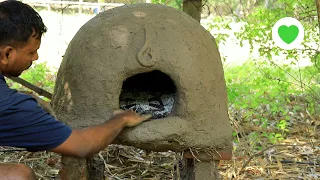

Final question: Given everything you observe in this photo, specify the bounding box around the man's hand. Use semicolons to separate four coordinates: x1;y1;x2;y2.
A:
51;109;152;158
113;110;152;127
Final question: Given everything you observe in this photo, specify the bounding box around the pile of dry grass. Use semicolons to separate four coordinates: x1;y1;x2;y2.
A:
1;136;318;179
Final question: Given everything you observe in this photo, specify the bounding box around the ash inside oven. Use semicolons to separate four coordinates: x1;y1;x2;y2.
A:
119;70;176;119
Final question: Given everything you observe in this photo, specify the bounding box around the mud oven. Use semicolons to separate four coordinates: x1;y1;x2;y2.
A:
52;3;233;179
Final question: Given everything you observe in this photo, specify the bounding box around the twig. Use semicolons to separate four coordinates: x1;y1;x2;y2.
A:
34;171;45;179
23;157;49;162
174;154;181;180
0;149;26;152
188;148;201;162
271;159;320;166
238;141;319;174
98;152;112;174
296;58;304;93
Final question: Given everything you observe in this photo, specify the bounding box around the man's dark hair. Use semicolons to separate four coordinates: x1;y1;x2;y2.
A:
0;0;47;47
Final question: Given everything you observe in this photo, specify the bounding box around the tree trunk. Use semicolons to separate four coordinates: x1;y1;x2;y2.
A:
264;0;273;9
183;0;202;22
316;0;320;34
246;0;256;15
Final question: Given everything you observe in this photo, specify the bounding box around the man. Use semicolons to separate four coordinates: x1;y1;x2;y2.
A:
0;1;151;179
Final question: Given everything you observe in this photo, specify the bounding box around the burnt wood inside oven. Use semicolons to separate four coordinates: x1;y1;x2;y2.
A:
119;70;176;119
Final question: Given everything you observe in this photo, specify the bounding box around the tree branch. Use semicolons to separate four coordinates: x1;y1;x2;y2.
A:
5;75;53;99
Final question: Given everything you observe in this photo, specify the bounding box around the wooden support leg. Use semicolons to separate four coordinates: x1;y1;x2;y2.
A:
176;158;221;180
194;160;220;180
87;155;105;180
59;155;105;180
178;158;195;180
59;156;88;180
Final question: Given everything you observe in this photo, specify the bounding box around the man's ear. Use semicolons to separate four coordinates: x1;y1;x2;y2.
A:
0;46;14;65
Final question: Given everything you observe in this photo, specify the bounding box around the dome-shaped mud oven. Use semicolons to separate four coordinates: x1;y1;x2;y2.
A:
52;3;232;155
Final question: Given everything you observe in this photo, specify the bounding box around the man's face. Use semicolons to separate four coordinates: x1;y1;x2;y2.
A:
0;34;41;77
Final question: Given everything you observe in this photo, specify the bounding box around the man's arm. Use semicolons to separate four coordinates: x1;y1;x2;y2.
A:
50;110;151;158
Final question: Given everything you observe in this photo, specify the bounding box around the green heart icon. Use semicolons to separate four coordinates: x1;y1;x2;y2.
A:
278;25;299;44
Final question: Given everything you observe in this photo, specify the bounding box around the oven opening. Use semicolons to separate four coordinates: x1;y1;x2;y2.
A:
119;70;176;119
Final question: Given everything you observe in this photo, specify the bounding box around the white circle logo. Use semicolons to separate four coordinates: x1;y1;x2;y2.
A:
272;17;304;50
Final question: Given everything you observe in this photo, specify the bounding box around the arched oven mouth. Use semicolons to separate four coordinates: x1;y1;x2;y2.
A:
119;70;176;119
